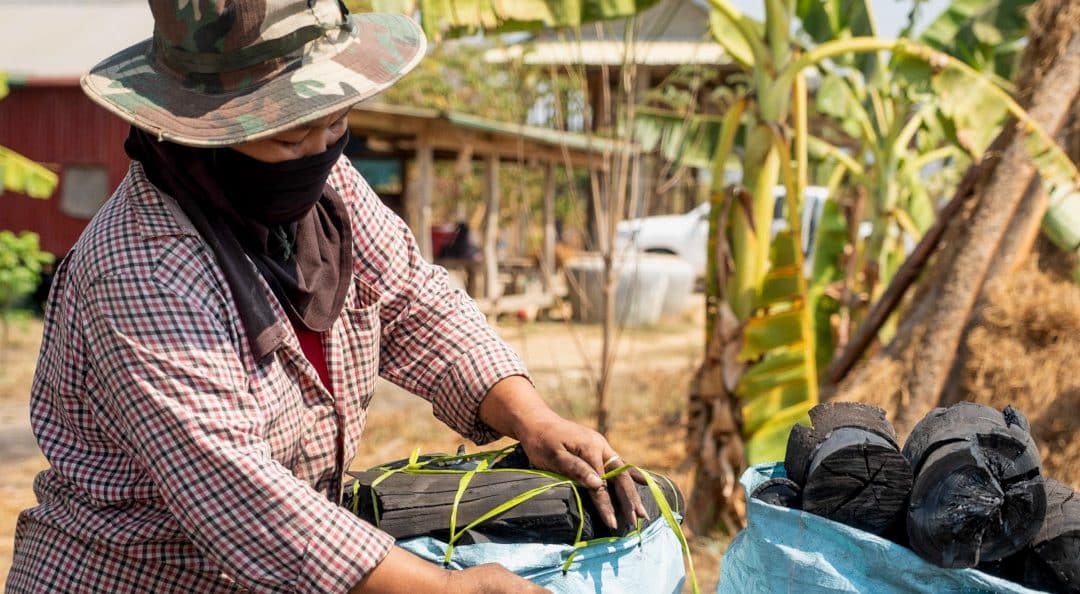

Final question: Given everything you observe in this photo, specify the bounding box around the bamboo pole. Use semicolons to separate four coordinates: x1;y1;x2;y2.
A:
416;137;434;261
483;154;501;300
542;163;557;294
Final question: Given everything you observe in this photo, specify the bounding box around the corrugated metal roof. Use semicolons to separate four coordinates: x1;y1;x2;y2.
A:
0;1;153;80
354;102;631;154
483;40;728;67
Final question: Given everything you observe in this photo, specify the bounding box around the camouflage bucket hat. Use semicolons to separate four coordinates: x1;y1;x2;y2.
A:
81;0;425;147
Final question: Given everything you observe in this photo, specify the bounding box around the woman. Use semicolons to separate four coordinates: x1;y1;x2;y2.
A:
6;1;645;592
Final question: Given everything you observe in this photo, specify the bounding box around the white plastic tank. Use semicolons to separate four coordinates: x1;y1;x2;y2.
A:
565;252;694;327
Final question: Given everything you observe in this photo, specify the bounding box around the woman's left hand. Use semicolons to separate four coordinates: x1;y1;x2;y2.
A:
478;376;648;531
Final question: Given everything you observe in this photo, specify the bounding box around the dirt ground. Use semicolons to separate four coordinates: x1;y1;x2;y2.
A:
0;300;725;591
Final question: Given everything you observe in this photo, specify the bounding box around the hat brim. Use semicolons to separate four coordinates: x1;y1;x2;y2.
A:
81;13;425;148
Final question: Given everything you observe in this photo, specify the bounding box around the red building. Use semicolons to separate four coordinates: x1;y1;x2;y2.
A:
0;83;132;256
0;0;154;257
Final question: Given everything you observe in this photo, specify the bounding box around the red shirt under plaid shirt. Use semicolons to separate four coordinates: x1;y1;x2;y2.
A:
6;159;529;593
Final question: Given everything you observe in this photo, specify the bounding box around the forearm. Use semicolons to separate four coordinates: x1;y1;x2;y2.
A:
350;547;449;594
477;375;561;440
352;546;549;594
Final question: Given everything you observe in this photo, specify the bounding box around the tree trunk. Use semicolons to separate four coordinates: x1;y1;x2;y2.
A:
833;23;1080;435
685;300;746;534
942;95;1080;406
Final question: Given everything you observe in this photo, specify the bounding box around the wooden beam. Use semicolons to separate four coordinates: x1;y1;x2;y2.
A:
416;136;434;261
542;163;557;294
483;154;501;300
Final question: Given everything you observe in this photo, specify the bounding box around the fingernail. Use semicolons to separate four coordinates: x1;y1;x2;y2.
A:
606;512;617;528
586;473;603;489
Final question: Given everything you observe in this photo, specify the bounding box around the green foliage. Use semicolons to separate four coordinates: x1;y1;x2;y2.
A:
344;0;416;13
379;43;555;125
736;229;818;464
346;0;661;39
0;72;59;198
0;231;53;311
919;0;1032;79
0;146;59;198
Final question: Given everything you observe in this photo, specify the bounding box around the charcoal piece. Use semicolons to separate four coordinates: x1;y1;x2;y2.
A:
808;401;899;446
751;477;802;509
903;402;1047;569
1016;479;1080;593
784;423;816;487
783;403;911;536
801;427;912;535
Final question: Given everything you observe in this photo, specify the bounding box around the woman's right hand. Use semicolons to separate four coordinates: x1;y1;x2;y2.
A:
445;563;551;594
354;547;550;594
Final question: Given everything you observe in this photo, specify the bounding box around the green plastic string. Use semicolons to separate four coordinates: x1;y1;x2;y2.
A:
445;478;576;565
443;459;491;566
601;464;700;594
368;448;425;527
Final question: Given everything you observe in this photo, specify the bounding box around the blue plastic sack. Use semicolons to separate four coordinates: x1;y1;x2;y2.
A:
399;513;687;593
718;463;1045;594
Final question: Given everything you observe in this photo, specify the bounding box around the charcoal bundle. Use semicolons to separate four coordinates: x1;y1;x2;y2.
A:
902;402;1047;569
345;470;591;545
777;402;913;536
343;457;683;545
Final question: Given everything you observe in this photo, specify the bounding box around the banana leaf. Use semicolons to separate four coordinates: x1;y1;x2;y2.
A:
0;146;58;199
735;230;817;465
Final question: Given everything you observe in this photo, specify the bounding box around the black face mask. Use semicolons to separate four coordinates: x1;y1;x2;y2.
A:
124;125;354;359
214;130;350;225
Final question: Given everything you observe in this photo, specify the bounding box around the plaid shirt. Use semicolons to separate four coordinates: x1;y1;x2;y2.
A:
7;159;528;593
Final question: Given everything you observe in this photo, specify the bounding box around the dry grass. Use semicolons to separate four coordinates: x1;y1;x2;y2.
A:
960;255;1080;491
0;319;50;587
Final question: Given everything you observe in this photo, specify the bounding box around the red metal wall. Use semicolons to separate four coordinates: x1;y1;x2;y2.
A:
0;85;131;256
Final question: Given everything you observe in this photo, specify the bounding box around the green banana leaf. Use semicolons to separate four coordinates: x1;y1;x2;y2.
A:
918;0;1032;80
736;229;817;465
0;146;58;199
705;0;764;69
633;109;723;170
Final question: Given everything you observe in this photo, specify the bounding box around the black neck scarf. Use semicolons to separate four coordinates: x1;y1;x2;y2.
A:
125;127;353;361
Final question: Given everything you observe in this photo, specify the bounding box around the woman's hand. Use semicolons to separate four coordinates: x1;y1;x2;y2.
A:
478;376;648;531
445;564;551;594
355;548;550;593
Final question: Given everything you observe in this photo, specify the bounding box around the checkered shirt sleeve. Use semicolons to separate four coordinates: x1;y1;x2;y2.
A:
79;262;394;593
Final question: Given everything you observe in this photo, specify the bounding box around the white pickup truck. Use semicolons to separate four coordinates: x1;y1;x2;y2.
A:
615;185;833;280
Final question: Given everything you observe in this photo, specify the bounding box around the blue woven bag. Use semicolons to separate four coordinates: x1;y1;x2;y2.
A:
718;463;1046;594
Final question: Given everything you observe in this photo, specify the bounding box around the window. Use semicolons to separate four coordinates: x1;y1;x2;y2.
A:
60;165;109;219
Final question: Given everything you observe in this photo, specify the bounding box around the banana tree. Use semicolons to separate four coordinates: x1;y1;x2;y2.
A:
0;73;58;199
682;0;1080;533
